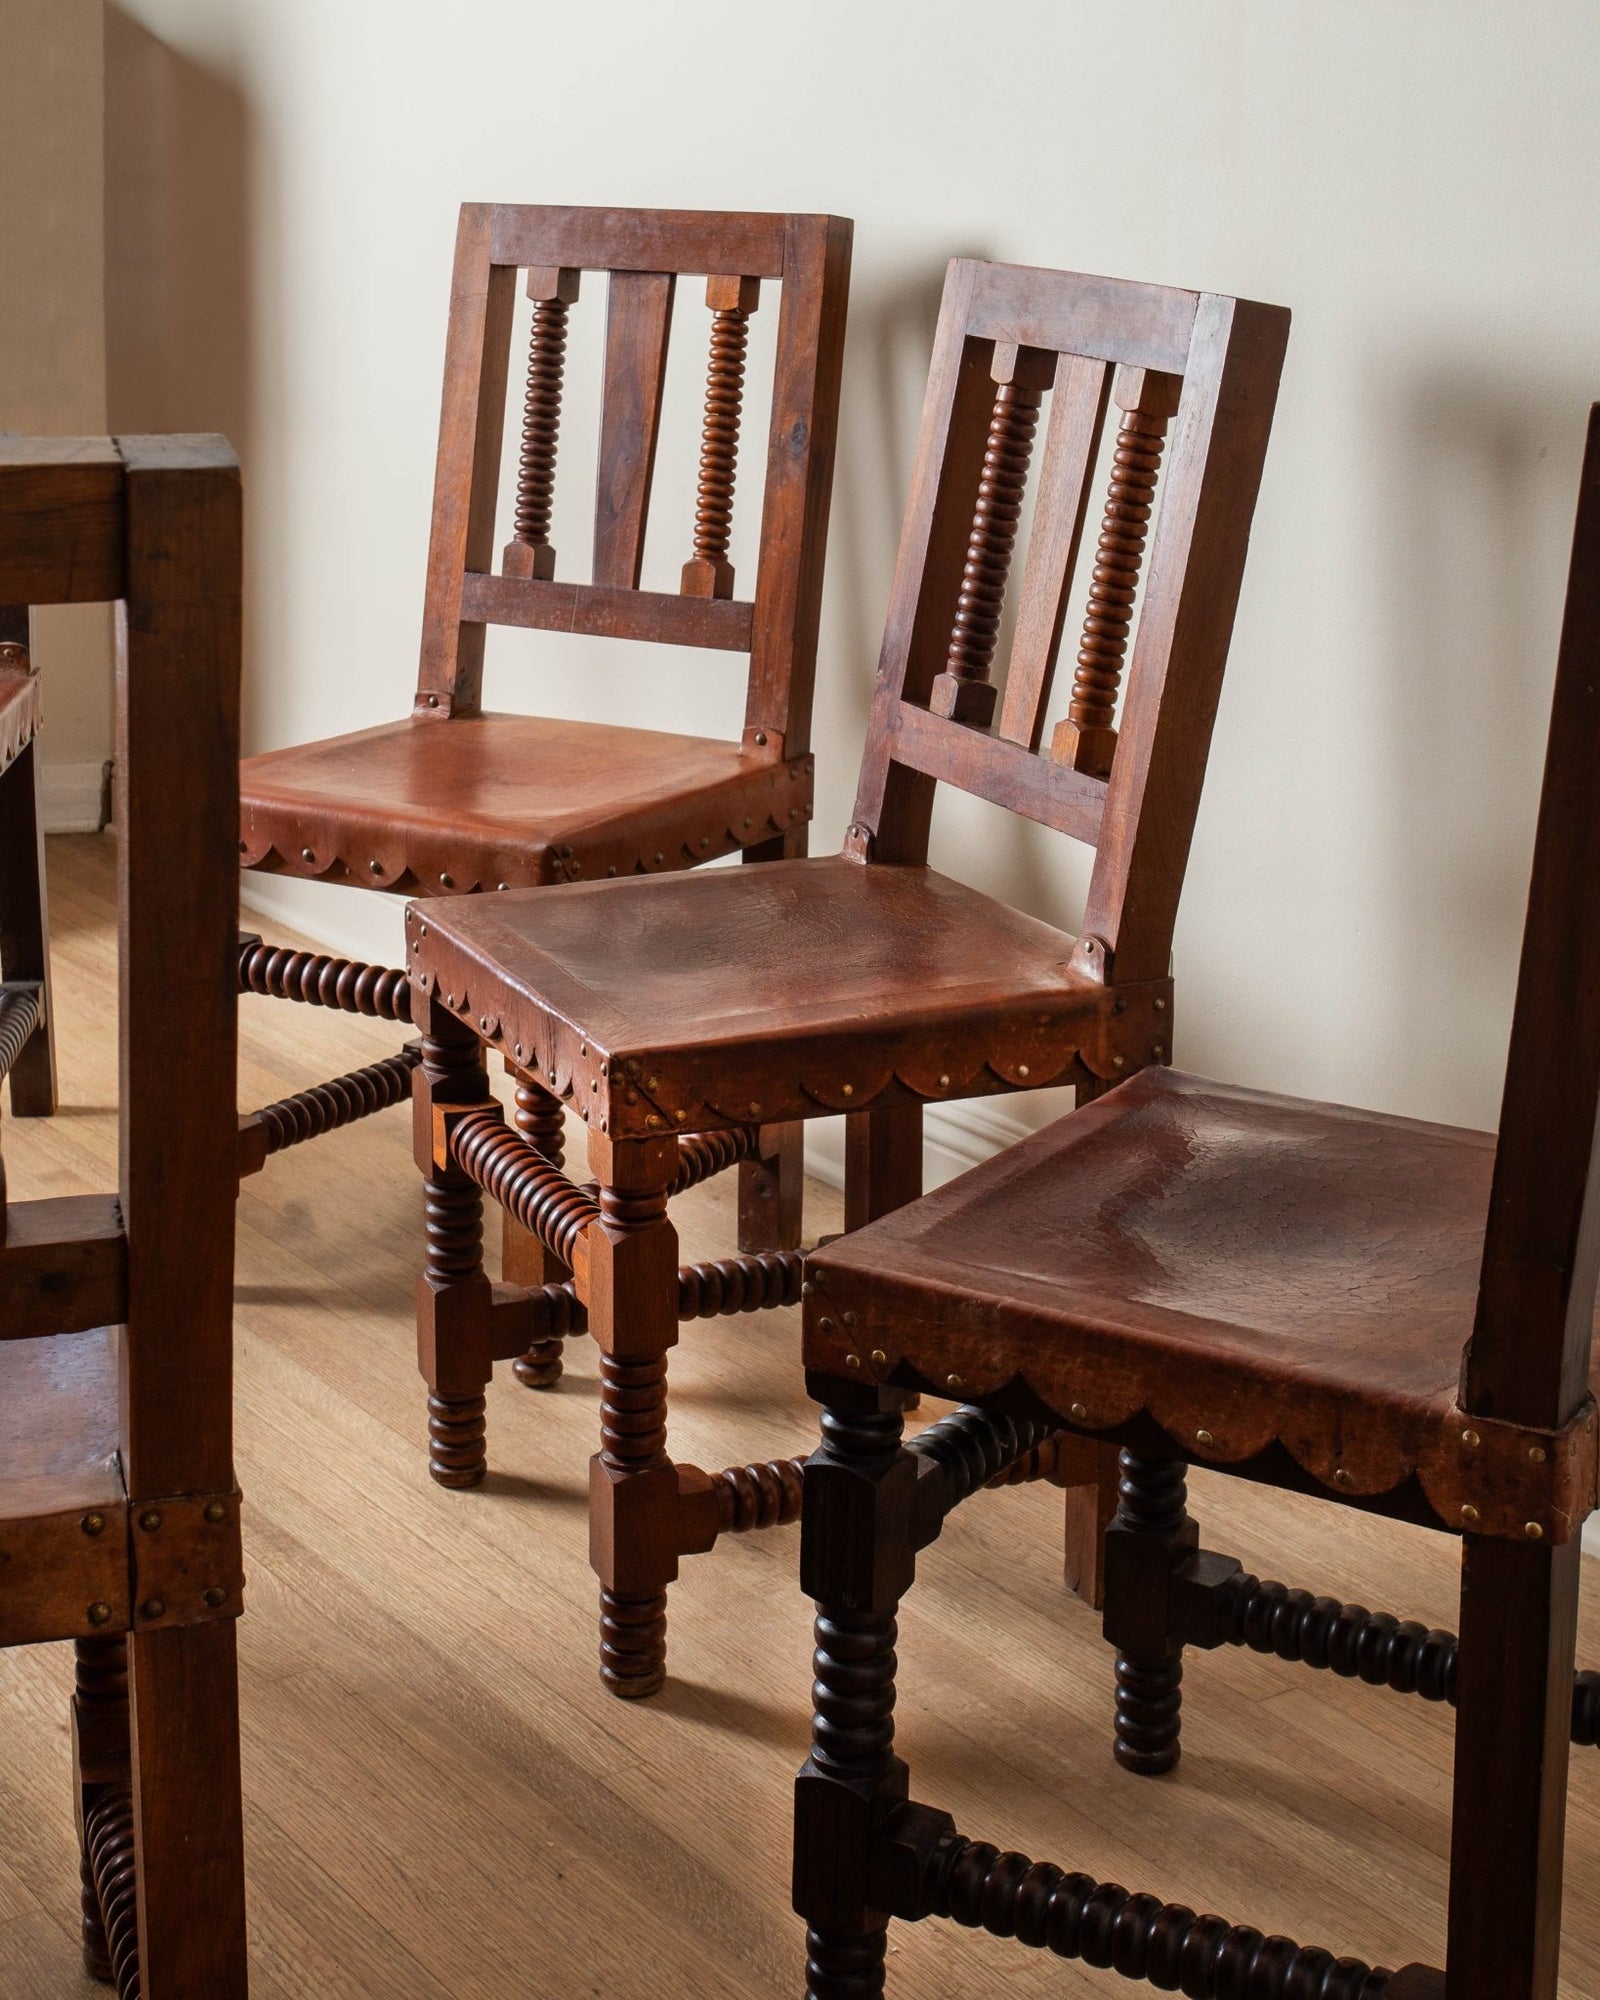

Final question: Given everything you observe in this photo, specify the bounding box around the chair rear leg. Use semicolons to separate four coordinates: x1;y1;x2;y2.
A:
1061;1439;1120;1610
844;1105;922;1232
0;736;58;1116
125;1622;248;1996
737;1119;803;1253
1445;1533;1581;2000
1103;1450;1196;1775
505;1062;570;1389
414;1004;494;1486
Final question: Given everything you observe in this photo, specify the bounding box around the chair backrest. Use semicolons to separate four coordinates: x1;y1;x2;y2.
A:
1468;406;1600;1432
850;259;1290;985
415;204;853;759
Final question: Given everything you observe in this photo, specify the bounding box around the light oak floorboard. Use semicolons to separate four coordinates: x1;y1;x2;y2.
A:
2;834;1597;1996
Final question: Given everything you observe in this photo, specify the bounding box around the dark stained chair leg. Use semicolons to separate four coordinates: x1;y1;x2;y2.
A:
126;1623;248;1997
794;1385;917;2000
0;733;58;1116
1061;1440;1120;1610
586;1130;681;1699
506;1062;570;1389
71;1635;129;1983
737;1119;804;1254
1444;1534;1581;1999
414;1002;494;1486
844;1104;922;1233
1103;1450;1196;1775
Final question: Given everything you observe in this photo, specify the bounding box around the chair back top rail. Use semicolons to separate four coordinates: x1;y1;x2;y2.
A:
0;433;242;1498
415;203;853;759
850;257;1290;987
1469;405;1600;1431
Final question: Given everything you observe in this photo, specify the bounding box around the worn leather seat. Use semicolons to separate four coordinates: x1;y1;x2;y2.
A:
405;854;1151;1133
0;661;39;770
804;1065;1600;1531
240;712;812;895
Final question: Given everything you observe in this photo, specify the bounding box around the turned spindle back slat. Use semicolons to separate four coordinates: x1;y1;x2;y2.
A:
852;260;1289;984
417;204;852;759
1467;406;1600;1432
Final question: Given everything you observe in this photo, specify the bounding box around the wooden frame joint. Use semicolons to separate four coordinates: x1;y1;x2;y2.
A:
1426;1395;1599;1542
128;1490;245;1630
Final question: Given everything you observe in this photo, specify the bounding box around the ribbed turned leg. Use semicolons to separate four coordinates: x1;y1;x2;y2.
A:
585;1131;681;1699
794;1388;919;1998
72;1635;129;1983
506;1066;570;1390
597;1347;671;1697
413;1002;494;1488
1104;1451;1195;1776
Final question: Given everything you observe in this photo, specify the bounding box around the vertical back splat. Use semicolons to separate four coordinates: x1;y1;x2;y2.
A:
503;267;581;581
929;343;1056;728
683;275;761;600
1053;367;1183;777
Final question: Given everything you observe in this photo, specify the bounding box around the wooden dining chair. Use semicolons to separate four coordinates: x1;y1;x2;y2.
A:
402;257;1291;1698
0;600;56;1117
235;204;854;1374
789;409;1600;2000
0;435;248;1997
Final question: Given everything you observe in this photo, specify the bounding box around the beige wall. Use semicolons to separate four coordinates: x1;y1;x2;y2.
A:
0;0;114;792
109;1;1600;1180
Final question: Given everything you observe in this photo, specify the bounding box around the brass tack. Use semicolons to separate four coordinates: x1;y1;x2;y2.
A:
653;851;664;865
1070;1402;1088;1422
842;1311;856;1327
1525;1521;1545;1540
1528;1444;1548;1464
418;923;427;938
599;1116;607;1132
1333;1467;1351;1486
580;1042;588;1056
427;693;438;706
819;1317;835;1333
87;1603;113;1627
748;1101;761;1117
844;1353;861;1370
141;1599;166;1621
699;836;709;850
1017;1064;1030;1078
549;1070;558;1085
607;866;618;876
646;1075;659;1090
788;807;799;819
139;1510;162;1533
301;847;315;863
204;1500;228;1524
480;1016;490;1031
946;1374;963;1391
801;1281;814;1297
743;817;752;829
626;1089;638;1105
1460;1503;1480;1525
590;1079;599;1092
646;1114;663;1130
440;872;455;889
514;1043;524;1061
841;1083;854;1097
938;1074;950;1088
811;1270;826;1288
675;1110;687;1124
203;1586;226;1609
754;731;768;746
1112;1056;1125;1070
1195;1428;1214;1448
499;881;511;891
1152;1044;1165;1062
81;1512;105;1536
446;993;456;1007
871;1349;888;1366
1112;999;1127;1016
1461;1428;1480;1449
1153;997;1166;1012
369;860;382;874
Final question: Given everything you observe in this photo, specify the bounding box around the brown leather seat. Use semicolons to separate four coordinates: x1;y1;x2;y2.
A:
240;712;811;894
806;1064;1600;1533
0;662;39;768
406;853;1144;1130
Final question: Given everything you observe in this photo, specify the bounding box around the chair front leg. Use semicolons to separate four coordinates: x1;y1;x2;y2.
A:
505;1061;570;1389
1103;1450;1197;1775
72;1634;130;1983
585;1129;681;1698
414;1001;494;1486
794;1380;920;1999
1445;1532;1582;2000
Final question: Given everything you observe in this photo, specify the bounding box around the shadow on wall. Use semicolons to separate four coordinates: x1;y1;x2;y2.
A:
103;6;252;499
1372;364;1596;1126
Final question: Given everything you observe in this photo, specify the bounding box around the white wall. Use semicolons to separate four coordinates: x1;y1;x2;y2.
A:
0;0;115;825
114;0;1600;1186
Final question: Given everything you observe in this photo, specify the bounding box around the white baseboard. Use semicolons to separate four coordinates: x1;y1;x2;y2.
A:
804;1095;1038;1193
40;759;111;833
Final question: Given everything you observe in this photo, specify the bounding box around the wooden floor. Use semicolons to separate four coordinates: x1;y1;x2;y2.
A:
3;834;1598;1998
